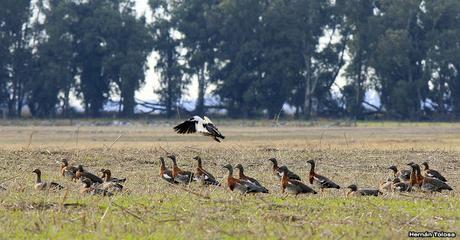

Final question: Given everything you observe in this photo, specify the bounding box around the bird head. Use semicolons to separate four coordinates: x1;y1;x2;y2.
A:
193;156;201;161
421;162;429;169
222;164;233;172
346;184;358;191
388;165;397;172
32;169;41;174
306;159;315;165
234;164;243;171
268;158;277;164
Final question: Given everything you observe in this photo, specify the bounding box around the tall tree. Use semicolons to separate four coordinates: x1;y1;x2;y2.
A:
342;0;378;120
211;0;266;117
104;1;152;117
0;0;34;117
368;0;429;119
149;0;187;118
173;0;220;116
27;0;78;117
423;0;460;117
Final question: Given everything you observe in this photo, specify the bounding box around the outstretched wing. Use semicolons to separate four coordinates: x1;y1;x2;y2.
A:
173;119;198;134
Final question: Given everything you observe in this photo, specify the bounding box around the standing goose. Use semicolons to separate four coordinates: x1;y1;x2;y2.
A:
279;166;316;195
306;160;340;190
388;165;411;182
75;165;103;185
80;178;113;196
408;163;452;192
222;164;267;194
234;164;269;193
421;162;447;182
268;158;301;180
32;169;64;191
407;162;422;188
346;184;382;196
60;159;78;181
159;157;178;184
167;155;195;184
173;116;225;142
193;156;220;186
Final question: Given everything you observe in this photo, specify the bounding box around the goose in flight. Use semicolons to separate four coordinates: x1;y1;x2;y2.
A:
173;116;225;142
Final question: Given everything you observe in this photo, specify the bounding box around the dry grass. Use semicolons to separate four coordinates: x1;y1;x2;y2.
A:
0;120;459;239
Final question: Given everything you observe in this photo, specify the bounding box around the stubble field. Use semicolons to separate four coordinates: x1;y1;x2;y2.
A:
0;120;459;239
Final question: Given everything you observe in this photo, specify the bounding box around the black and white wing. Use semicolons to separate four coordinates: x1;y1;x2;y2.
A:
204;124;224;138
203;117;225;140
425;170;447;182
314;175;340;189
173;117;199;134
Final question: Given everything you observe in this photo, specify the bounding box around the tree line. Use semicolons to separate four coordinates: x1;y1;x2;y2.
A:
0;0;459;120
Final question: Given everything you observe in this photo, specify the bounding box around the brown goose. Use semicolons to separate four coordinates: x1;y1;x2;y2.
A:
193;156;220;186
60;159;78;181
167;155;195;184
268;158;301;180
279;166;316;195
306;160;340;190
80;178;113;196
223;164;267;194
100;169;126;183
75;165;103;185
388;165;411;182
407;162;422;188
33;169;64;191
346;184;382;197
421;162;447;182
408;163;452;192
159;157;178;184
100;170;123;192
234;164;269;193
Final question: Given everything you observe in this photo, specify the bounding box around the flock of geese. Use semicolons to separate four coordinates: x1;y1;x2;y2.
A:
31;159;125;196
7;116;455;196
27;156;452;197
159;156;452;196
